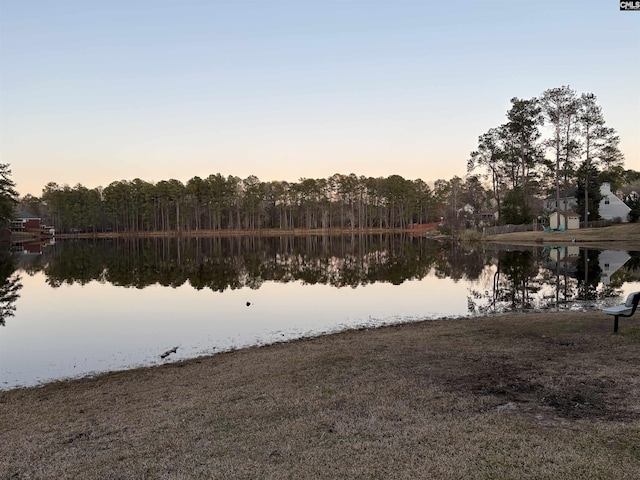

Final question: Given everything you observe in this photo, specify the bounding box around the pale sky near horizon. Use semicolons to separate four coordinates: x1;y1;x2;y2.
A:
1;0;639;198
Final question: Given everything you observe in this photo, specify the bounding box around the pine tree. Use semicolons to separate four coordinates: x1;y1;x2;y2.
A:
0;164;19;226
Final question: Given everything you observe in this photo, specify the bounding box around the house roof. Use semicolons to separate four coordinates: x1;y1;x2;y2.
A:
545;189;577;200
551;210;580;218
14;210;40;220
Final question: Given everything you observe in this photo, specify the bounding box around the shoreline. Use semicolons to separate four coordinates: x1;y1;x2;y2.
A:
485;223;640;249
33;222;640;249
53;226;438;239
3;311;640;478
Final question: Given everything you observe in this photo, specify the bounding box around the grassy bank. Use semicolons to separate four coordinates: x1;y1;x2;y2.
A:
2;311;640;479
486;223;640;250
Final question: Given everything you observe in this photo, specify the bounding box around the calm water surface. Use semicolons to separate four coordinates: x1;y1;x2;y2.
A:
1;235;639;390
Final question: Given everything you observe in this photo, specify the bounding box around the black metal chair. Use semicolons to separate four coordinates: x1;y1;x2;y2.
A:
603;292;640;333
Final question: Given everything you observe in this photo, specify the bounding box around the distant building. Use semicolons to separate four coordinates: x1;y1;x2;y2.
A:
479;208;499;225
543;188;578;213
10;211;41;232
549;211;580;230
599;183;631;222
10;211;55;236
543;183;631;223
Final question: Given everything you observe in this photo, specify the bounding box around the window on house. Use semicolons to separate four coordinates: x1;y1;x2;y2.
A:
604;196;610;205
604;263;610;270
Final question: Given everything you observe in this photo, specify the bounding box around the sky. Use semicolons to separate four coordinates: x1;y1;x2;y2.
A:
1;0;639;198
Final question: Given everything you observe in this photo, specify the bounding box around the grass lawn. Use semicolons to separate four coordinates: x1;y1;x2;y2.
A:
2;311;640;479
487;223;640;251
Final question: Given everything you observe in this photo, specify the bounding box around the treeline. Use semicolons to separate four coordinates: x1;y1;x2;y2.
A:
15;86;640;233
468;85;634;225
19;166;640;236
20;174;473;234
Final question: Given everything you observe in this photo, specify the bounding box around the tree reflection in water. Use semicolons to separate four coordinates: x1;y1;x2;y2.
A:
15;235;640;315
0;249;22;326
31;235;467;290
469;245;636;314
576;249;603;301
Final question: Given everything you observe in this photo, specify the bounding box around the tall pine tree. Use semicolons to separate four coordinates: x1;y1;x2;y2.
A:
0;164;19;226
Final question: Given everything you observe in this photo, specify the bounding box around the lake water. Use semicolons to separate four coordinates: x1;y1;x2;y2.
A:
2;235;639;390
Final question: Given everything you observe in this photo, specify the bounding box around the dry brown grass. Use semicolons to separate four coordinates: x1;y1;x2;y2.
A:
3;312;640;479
487;223;640;250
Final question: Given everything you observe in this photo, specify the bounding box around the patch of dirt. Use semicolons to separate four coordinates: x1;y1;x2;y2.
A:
472;372;631;421
445;352;639;422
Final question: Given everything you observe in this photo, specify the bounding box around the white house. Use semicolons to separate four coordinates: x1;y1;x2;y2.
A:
543;183;630;222
599;183;631;222
543;188;578;212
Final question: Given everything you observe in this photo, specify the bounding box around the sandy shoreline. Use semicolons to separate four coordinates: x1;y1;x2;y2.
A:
3;311;640;479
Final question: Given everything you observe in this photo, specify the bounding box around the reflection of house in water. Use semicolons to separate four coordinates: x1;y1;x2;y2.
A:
543;247;631;286
542;246;580;277
547;246;580;263
598;250;630;285
19;242;45;255
12;239;55;269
